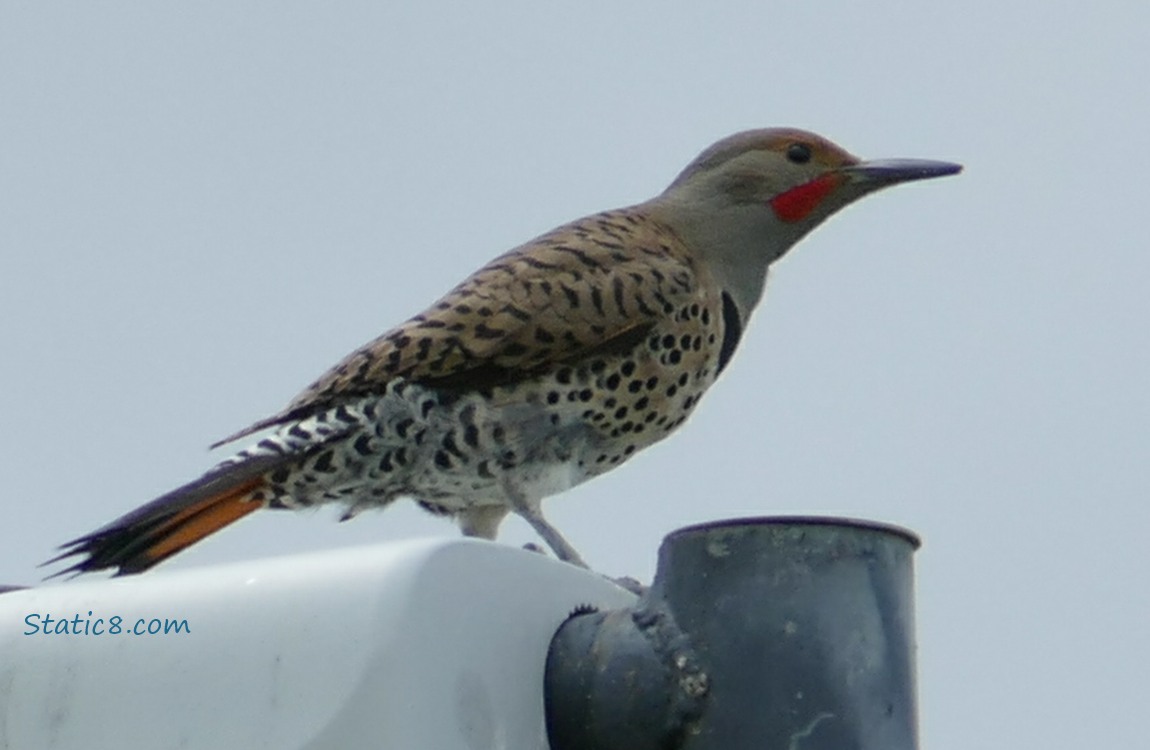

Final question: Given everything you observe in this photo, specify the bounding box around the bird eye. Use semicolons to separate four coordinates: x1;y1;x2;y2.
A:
786;143;812;164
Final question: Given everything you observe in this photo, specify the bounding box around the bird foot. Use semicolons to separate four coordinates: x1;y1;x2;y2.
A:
608;575;647;596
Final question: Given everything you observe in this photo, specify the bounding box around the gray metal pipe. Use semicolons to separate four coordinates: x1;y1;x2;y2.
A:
545;516;921;749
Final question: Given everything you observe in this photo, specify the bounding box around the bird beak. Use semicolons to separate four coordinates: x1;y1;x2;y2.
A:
840;158;962;186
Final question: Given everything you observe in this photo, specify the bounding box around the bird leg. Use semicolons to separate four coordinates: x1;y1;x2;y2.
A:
500;484;588;568
517;508;589;568
512;505;645;595
458;505;510;540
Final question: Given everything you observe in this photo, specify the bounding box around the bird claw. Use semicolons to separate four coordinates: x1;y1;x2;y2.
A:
518;542;645;595
608;575;647;596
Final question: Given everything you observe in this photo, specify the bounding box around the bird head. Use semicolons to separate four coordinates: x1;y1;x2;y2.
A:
653;128;961;318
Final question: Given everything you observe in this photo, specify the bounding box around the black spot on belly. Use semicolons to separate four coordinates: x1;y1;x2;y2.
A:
353;433;374;456
442;432;465;458
313;450;336;473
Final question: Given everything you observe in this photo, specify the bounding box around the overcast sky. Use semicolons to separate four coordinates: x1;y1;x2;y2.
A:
2;3;1147;748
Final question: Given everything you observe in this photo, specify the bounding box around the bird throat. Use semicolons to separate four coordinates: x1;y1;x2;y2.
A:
769;174;840;223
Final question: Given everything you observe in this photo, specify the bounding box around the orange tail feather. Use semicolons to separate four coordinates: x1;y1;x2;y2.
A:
132;479;264;567
48;472;270;577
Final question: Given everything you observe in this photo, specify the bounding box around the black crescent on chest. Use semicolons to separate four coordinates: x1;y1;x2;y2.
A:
717;291;743;375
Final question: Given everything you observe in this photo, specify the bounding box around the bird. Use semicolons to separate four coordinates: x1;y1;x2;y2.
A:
48;128;960;577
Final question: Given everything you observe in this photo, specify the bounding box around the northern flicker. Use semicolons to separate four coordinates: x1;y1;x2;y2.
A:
49;128;960;576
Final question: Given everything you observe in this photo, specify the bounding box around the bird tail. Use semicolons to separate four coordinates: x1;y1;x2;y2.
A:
46;454;286;577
